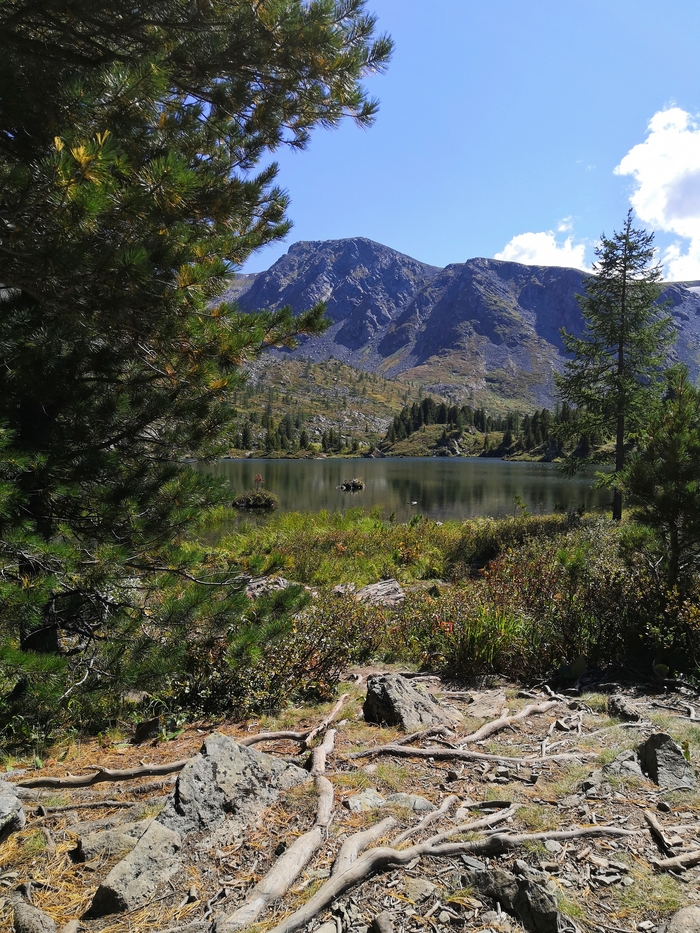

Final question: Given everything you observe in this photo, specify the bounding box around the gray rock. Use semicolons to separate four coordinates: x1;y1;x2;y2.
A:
467;690;507;719
245;576;291;599
638;733;696;791
465;867;576;933
668;906;700;932
603;749;645;780
403;877;436;903
356;579;405;607
544;839;563;854
343;789;386;812
72;829;139;862
158;732;311;837
10;896;56;933
363;673;461;731
607;694;642;721
369;913;395;933
0;781;25;842
88;820;181;916
385;792;435;811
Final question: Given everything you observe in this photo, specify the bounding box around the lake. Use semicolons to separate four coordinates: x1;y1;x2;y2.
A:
201;457;611;522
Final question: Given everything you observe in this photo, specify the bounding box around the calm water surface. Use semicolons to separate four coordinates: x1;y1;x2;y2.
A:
201;458;611;523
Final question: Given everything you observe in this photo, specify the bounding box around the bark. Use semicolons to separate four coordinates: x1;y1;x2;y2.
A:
17;759;190;788
333;817;398;877
456;700;559;746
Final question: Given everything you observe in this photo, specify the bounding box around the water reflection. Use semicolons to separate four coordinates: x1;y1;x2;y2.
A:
199;457;611;523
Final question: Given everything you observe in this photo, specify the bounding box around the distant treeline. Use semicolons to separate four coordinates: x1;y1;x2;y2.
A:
385;397;594;451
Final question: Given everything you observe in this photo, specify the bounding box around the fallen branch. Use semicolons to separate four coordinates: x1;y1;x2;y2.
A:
456;701;560;746
644;810;675;855
392;794;459;845
218;735;336;931
303;694;350;749
650;849;700;872
267;824;635;933
333;817;398;877
238;694;349;750
344;742;588;766
16;759;190;789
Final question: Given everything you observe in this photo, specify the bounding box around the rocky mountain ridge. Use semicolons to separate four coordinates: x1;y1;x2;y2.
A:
223;238;700;409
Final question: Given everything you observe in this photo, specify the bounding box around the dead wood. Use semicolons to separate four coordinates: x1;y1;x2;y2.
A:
643;809;675;855
238;694;349;750
303;693;349;749
456;700;560;746
422;804;519;845
333;817;398;877
217;738;336;931
344;742;588;766
392;793;459;844
16;758;190;788
308;728;336;775
34;799;136;814
267;824;634;933
650;848;700;871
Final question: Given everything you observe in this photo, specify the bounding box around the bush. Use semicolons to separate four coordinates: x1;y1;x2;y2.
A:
232;489;279;511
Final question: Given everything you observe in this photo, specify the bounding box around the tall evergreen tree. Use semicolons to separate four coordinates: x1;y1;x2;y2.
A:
620;366;700;590
0;0;392;721
555;211;674;520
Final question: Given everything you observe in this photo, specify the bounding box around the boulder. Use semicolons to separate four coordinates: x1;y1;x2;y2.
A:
465;865;577;933
342;789;386;812
603;749;645;780
88;820;181;916
158;732;311;837
88;734;310;916
607;694;642;722
668;906;700;932
0;781;25;842
363;673;461;731
638;733;696;791
385;793;435;812
10;896;56;933
356;579;405;607
72;829;139;862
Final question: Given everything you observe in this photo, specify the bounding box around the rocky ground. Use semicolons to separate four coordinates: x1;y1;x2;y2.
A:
1;670;700;933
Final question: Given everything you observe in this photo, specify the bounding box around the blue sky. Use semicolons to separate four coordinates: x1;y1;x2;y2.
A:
242;0;700;280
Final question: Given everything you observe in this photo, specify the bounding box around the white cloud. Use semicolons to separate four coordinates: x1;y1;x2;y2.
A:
557;216;574;233
494;230;588;269
615;107;700;280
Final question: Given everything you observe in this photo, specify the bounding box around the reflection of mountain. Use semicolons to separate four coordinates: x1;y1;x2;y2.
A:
226;237;700;408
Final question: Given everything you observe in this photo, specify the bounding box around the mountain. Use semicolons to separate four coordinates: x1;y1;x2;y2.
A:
224;237;700;409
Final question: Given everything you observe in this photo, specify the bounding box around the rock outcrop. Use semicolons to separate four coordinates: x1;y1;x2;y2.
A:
363;673;461;731
225;236;700;407
87;733;311;917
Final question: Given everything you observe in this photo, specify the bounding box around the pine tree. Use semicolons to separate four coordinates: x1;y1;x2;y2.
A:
0;0;392;724
555;211;674;520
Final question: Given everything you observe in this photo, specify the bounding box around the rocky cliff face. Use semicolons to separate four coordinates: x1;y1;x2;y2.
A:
224;237;700;408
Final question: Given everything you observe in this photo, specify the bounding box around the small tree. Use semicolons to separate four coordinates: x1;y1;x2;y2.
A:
555;211;674;519
619;366;700;590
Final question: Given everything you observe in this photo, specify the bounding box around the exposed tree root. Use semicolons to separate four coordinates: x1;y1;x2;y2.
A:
392;794;459;845
333;817;398;877
266;824;635;933
456;700;560;746
17;759;191;789
345;742;588;766
217;734;337;932
651;849;700;871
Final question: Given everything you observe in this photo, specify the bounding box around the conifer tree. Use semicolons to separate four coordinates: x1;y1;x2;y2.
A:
620;365;700;590
555;211;674;520
0;0;392;722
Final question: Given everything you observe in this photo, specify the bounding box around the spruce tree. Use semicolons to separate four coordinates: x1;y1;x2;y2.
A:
620;365;700;590
555;210;674;520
